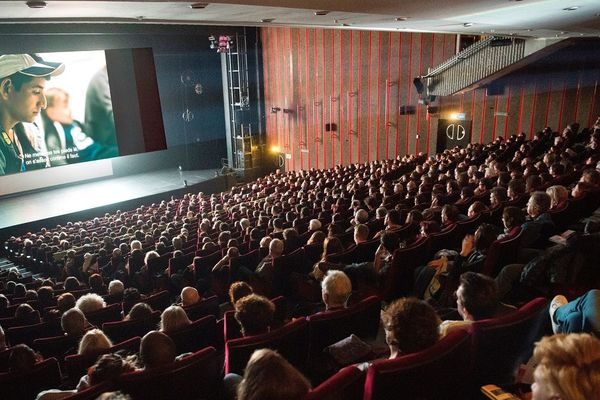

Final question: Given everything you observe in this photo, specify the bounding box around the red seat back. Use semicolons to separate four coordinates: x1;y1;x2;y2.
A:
471;297;547;387
225;317;309;375
363;329;473;400
102;311;160;343
167;315;220;354
0;357;61;400
306;365;365;400
117;347;220;400
65;336;141;386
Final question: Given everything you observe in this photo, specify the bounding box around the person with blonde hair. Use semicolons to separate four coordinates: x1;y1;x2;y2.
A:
237;349;311;400
546;185;569;211
159;305;191;334
78;329;113;356
530;333;600;400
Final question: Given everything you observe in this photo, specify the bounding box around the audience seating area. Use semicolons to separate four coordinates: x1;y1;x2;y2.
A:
1;119;600;399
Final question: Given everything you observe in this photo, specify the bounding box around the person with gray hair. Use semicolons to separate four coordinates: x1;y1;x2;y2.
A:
108;280;124;299
255;238;284;291
321;270;352;311
308;219;322;232
75;292;106;314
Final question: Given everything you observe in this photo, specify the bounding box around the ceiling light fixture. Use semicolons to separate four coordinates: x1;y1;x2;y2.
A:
26;1;47;8
190;2;208;9
395;17;409;21
562;6;579;11
463;22;473;27
261;18;275;23
314;10;329;16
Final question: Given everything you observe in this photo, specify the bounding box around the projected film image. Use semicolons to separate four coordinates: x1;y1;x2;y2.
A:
0;51;118;176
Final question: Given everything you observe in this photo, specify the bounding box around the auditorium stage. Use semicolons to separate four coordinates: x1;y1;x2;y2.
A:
0;168;228;234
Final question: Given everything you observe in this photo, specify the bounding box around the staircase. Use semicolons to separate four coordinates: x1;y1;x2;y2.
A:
422;36;570;96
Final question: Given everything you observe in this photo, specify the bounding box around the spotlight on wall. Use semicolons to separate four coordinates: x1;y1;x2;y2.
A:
270;145;281;153
271;106;281;113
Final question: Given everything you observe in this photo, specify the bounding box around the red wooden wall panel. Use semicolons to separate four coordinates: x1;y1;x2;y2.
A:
261;27;599;171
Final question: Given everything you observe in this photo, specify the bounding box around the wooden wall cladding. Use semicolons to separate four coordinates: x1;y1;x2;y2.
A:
261;27;600;171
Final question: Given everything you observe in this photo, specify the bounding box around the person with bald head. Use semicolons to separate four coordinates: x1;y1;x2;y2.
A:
179;286;201;307
140;331;176;369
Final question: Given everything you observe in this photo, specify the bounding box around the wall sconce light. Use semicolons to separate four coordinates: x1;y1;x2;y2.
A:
283;108;294;114
271;107;281;113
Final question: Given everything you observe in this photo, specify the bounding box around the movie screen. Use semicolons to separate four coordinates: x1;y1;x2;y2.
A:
0;50;118;177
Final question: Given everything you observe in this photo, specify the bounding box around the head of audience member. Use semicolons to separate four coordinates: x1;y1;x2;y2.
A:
234;294;275;336
321;236;344;261
354;209;369;225
456;272;502;321
180;286;201;307
502;206;526;233
259;236;272;249
353;224;369;245
78;328;113;356
531;333;600;400
381;298;440;358
61;307;87;337
489;187;508;208
229;281;253;308
125;302;154;321
307;230;326;246
108;280;125;298
37;286;54;307
64;276;81;292
15;303;40;325
9;344;42;373
467;201;488;218
405;210;424;226
24;289;38;302
0;325;6;350
76;293;106;314
420;221;441;237
88;274;105;294
0;294;9;312
268;238;284;258
87;353;138;387
385;210;402;229
527;191;552;218
546;185;569;210
144;250;160;265
237;349;311;400
473;223;500;252
57;292;76;314
441;205;460;226
159;305;191;334
308;219;322;232
140;331;176;369
580;168;600;187
321;270;352;311
13;283;26;298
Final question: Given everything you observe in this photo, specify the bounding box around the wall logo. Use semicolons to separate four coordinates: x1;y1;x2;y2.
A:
446;124;466;140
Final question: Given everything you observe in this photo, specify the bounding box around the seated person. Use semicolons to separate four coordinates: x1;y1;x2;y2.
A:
0;325;6;351
14;303;41;326
236;349;311;400
497;206;525;240
439;272;516;336
467;201;488;218
546;185;569;211
179;286;201;307
61;308;87;338
320;270;352;312
254;239;284;290
124;302;153;321
9;344;43;374
78;329;112;356
549;290;600;336
528;333;599;400
140;330;176;369
520;191;556;252
234;294;275;337
228;281;253;311
159;305;191;334
356;297;439;369
75;293;106;315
